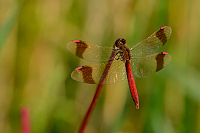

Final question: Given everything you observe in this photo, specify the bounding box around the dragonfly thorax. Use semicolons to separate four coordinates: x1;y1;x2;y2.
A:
113;38;131;61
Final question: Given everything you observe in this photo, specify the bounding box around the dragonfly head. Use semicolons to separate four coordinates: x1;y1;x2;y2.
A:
113;38;126;49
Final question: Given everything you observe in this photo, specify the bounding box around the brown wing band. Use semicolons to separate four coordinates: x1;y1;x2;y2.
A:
75;40;88;59
156;52;166;72
79;66;96;84
156;28;167;45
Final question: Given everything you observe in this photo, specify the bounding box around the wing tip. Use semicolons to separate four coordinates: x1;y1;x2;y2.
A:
162;52;168;55
66;40;74;48
75;66;83;70
73;40;81;43
66;40;81;47
156;26;172;45
162;26;172;35
160;25;172;30
161;26;167;29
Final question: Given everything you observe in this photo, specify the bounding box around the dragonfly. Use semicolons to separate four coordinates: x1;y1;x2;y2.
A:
67;26;172;109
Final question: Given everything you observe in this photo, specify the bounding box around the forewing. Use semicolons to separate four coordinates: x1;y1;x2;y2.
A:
130;26;172;56
132;52;171;78
71;60;126;84
66;40;113;62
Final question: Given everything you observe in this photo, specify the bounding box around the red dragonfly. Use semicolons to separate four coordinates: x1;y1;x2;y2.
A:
67;26;171;132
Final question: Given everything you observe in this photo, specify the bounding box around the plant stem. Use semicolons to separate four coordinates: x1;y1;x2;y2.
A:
78;84;103;133
78;51;115;133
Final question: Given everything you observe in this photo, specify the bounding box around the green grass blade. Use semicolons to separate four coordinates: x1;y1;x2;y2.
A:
0;3;22;49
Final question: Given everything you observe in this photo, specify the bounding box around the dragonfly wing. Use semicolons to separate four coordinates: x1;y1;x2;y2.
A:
130;26;172;56
66;40;113;62
71;60;126;84
132;52;171;78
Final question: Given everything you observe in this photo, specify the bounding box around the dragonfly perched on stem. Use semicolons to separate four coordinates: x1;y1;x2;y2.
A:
67;26;172;132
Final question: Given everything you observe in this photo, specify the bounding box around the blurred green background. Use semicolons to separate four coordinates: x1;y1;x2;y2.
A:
1;0;200;133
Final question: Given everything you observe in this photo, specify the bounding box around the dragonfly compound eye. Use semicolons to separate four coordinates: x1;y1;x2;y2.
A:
114;38;126;47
